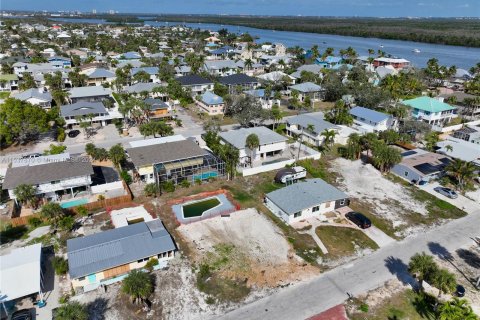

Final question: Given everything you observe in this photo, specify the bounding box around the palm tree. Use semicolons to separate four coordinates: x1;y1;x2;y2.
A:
438;298;478;320
51;90;69;106
408;252;438;290
321;129;337;149
13;184;37;208
108;144;126;169
40;202;65;227
245;133;260;167
446;159;476;190
431;268;456;298
121;269;154;305
445;144;453;153
54;301;88;320
244;58;254;70
345;133;362;160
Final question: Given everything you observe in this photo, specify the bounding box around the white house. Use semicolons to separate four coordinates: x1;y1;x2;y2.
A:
0;74;19;91
265;178;350;224
218;127;288;167
349;106;395;133
402;96;456;126
286;112;338;147
11;88;53;109
288;82;323;102
244;89;280;109
176;75;214;95
2;154;94;202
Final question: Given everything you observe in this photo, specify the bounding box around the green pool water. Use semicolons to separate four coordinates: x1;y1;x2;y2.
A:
182;198;221;218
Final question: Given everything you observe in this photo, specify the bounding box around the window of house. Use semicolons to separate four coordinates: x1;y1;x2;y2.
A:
294;211;302;218
51;180;60;184
312;206;319;212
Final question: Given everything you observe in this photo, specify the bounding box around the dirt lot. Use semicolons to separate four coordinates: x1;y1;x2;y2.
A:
177;208;316;288
331;159;436;238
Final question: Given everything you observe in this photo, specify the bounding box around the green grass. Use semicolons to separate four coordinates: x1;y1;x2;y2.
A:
348;290;436;320
349;200;401;240
316;226;379;260
0;92;10;99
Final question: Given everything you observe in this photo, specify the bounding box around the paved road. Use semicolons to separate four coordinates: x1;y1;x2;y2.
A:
218;209;480;320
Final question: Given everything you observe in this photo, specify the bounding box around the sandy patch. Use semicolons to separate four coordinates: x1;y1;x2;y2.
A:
178;208;316;287
331;159;428;235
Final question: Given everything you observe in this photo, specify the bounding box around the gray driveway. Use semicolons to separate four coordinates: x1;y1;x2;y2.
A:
419;182;478;214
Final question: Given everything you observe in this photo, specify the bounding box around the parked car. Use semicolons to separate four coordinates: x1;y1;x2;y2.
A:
10;309;32;320
433;187;458;199
68;130;80;138
346;211;371;229
456;284;465;297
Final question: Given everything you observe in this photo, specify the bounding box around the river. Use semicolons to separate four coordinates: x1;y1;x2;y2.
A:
48;17;480;69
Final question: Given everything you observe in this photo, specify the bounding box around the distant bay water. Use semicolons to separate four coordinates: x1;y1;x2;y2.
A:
47;17;480;69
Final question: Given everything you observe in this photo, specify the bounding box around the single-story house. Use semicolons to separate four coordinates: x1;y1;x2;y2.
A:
0;244;44;304
373;57;410;69
143;98;172;119
218;126;288;167
391;149;451;183
349;106;395;133
436;137;480;167
286;112;338;147
0;74;19;91
176;75;214;95
2;154;94;202
288;82;323;102
127;136;225;185
68;86;112;103
402;96;456;126
219;74;260;94
196;91;225;115
265;178;349;224
11;88;52;108
67;219;176;293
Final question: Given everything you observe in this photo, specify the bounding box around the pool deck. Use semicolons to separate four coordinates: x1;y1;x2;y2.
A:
172;193;235;224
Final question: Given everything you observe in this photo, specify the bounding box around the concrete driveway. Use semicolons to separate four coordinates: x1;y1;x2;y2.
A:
361;226;396;248
419;182;479;214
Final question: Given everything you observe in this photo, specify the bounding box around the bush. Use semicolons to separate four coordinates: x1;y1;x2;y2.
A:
144;183;158;197
58;294;70;304
58;216;75;231
120;170;132;185
205;296;216;304
76;205;88;217
161;181;175;193
52;257;69;275
27;216;43;228
144;258;159;272
180;180;190;188
57;128;66;142
195;178;202;185
359;303;369;313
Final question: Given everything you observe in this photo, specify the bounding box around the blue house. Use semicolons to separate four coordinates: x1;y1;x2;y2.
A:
315;56;344;69
47;56;71;67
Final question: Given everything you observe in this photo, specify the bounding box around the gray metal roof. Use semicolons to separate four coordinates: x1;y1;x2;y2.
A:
124;82;161;94
219;73;259;86
127;139;207;167
67;219;176;278
60;101;107;118
219;127;287;150
287;112;337;135
266;178;348;215
68;86;111;99
2;157;93;190
12;88;52;102
87;68;115;79
289;82;322;93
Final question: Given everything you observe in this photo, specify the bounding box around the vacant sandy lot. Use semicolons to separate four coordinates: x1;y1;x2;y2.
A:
178;208;316;287
331;159;428;235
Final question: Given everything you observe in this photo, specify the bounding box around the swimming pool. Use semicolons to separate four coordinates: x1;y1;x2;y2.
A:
182;197;221;218
192;171;218;181
60;198;89;209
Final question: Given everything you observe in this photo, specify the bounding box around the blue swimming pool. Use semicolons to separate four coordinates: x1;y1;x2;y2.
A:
193;171;218;181
60;198;89;209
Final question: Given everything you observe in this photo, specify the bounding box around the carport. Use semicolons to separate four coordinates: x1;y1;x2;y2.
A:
0;244;44;315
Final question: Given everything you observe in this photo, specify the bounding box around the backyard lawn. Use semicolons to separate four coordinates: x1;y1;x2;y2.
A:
316;226;379;260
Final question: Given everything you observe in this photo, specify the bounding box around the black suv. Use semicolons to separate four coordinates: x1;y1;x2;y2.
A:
10;309;32;320
346;211;372;229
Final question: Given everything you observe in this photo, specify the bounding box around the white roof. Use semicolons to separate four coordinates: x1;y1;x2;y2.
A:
128;134;186;148
0;244;42;302
110;205;153;228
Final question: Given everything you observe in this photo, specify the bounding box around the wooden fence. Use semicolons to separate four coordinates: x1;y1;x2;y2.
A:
8;182;133;227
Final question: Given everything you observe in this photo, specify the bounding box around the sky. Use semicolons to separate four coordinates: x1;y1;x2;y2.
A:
1;0;479;17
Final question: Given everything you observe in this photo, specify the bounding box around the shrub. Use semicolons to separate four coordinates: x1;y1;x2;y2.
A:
144;258;159;272
58;216;75;231
76;205;88;217
205;296;215;305
57;128;66;142
195;178;202;185
97;194;105;201
359;303;369;313
144;183;158;197
27;216;43;228
58;294;70;304
180;180;190;188
161;181;175;193
120;170;132;185
52;257;69;275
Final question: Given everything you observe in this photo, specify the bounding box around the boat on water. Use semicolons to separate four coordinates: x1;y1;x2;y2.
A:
412;48;421;53
379;45;384;48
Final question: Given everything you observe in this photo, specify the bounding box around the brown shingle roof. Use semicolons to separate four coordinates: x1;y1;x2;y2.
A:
127;139;207;167
2;158;94;190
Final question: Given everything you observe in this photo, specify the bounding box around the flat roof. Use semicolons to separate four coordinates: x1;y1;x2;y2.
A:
0;244;42;302
219;126;287;150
